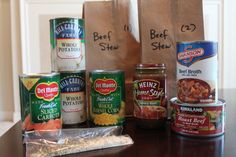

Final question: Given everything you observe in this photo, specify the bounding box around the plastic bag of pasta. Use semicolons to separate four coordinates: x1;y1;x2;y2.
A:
24;126;133;157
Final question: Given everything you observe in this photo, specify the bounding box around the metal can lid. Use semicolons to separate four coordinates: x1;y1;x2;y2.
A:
19;72;59;78
89;70;124;74
170;97;225;107
59;70;86;74
49;17;84;22
176;40;218;45
136;63;166;70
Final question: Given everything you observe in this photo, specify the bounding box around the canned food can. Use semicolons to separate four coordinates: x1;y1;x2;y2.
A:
19;73;61;133
59;71;86;125
177;41;218;103
170;97;225;137
50;18;85;71
89;70;125;126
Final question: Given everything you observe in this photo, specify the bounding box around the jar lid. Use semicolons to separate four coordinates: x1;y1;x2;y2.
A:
136;63;166;70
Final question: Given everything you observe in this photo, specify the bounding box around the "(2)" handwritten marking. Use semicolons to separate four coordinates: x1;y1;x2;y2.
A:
181;24;196;32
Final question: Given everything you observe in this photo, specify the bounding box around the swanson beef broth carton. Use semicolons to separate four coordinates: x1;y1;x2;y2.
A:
177;41;218;104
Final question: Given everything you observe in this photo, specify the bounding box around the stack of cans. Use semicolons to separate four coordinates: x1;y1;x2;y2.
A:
50;18;86;126
170;41;225;137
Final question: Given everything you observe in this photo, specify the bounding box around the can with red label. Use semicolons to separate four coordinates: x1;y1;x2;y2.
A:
170;97;225;137
133;63;167;129
177;41;218;103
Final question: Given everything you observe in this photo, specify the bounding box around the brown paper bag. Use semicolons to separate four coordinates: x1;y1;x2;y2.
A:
139;0;204;100
173;0;205;41
139;0;176;100
84;0;140;115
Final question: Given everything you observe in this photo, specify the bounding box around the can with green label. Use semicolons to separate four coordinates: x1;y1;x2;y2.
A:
50;18;85;71
19;73;61;133
89;70;125;126
59;71;86;125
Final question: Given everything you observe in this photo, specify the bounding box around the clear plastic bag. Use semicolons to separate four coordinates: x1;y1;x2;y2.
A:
24;126;133;157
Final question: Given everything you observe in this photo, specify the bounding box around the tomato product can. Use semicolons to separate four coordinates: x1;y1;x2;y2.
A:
50;18;85;71
133;63;167;129
89;70;125;126
19;73;61;133
59;71;86;125
177;41;218;103
170;97;225;137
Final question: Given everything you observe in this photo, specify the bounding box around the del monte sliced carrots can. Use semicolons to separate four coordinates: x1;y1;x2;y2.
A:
19;73;62;133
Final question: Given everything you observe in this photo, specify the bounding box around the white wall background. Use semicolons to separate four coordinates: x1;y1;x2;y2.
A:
223;0;236;89
203;0;223;88
0;0;14;121
0;0;235;122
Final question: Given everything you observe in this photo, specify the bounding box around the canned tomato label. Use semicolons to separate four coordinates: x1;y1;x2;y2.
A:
170;98;225;137
177;41;218;103
50;18;85;71
19;73;61;133
60;71;86;125
89;70;125;126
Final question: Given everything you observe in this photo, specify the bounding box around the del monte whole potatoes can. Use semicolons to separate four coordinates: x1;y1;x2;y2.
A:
19;73;61;133
89;70;125;126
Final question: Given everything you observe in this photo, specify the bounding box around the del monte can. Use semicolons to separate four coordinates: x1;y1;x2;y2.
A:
89;70;125;126
19;73;61;133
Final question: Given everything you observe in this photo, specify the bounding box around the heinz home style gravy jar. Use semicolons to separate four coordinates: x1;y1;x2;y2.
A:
133;64;167;129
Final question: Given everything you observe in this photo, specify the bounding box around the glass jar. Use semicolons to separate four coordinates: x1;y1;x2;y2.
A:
133;63;167;129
